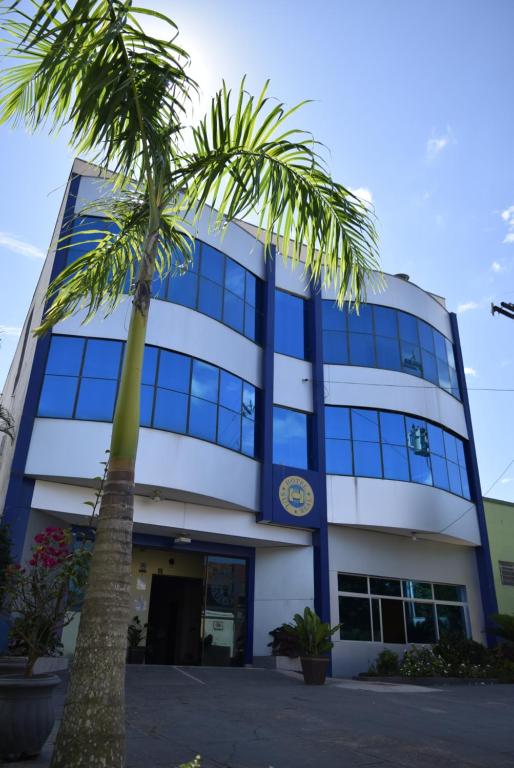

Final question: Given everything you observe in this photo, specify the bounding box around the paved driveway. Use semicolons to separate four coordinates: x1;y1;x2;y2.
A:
21;666;514;768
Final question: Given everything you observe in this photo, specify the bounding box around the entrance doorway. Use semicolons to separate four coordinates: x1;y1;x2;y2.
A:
145;553;247;667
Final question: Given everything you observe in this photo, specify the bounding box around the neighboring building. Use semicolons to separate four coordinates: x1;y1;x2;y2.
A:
0;159;497;677
483;497;514;615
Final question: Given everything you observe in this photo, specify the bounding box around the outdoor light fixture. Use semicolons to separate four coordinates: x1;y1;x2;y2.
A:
411;532;418;541
151;489;162;503
174;534;192;544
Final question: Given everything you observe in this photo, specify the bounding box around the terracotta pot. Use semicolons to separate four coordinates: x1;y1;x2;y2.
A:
0;674;60;761
300;656;329;685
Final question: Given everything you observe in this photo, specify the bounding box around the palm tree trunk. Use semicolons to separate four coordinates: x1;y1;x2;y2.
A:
49;238;155;768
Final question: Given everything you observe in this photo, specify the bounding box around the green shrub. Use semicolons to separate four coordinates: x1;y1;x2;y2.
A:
400;646;450;677
374;649;400;676
489;613;514;644
434;633;489;676
268;623;302;658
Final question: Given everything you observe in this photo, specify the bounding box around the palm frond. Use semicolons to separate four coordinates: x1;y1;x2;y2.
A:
176;79;381;304
0;0;197;180
36;193;193;334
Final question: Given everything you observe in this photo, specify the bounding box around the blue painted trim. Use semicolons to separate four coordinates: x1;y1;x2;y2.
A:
245;551;255;665
450;313;498;643
258;247;276;522
310;286;331;633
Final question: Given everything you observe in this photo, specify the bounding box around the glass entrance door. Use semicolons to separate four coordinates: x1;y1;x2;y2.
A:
200;556;247;666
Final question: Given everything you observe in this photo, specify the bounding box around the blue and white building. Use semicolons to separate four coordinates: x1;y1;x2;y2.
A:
0;159;497;676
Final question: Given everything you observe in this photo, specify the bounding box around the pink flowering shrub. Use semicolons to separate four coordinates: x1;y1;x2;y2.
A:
0;527;90;676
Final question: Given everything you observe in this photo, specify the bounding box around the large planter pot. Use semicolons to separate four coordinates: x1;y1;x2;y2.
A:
0;657;28;676
126;646;146;664
0;674;61;761
300;656;330;685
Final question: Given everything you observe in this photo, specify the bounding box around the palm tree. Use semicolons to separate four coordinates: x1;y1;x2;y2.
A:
0;2;380;766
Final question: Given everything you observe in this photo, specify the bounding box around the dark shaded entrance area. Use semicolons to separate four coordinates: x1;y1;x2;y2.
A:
146;575;203;665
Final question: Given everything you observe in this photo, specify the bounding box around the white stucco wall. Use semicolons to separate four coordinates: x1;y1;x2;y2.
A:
328;525;484;678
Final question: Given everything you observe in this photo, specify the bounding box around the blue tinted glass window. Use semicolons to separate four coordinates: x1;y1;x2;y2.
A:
154;389;188;433
460;466;471;499
349;333;375;366
401;341;422;376
373;306;397;338
158;351;191;393
380;412;406;445
66;217;118;265
225;259;245;297
200;244;224;284
189;397;217;441
353;441;382;478
421;350;438;383
382;444;409;480
219;371;242;412
275;290;307;359
326;406;351;439
244;303;256;341
223;290;244;333
427;424;445;456
75;378;117;421
348;304;373;333
433;331;447;360
218;407;241;450
406;417;432;485
38;375;78;417
447;461;462;495
456;439;466;467
191;360;219;403
445;340;456;369
245;272;256;306
273;406;308;469
408;451;433;485
242;382;256;420
398;312;418;343
437;357;451;391
323;331;348;364
352;409;379;442
242;417;255;456
140;384;154;426
443;432;458;463
449;366;460;398
322;302;347;331
167;271;198;309
83;339;122;379
418;321;435;352
198;277;222;320
46;336;84;376
376;336;401;370
151;271;167;299
142;347;158;386
431;454;449;490
326;438;353;474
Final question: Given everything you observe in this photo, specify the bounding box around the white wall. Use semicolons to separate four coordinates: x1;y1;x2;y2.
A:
253;546;314;656
328;525;484;677
327;475;480;544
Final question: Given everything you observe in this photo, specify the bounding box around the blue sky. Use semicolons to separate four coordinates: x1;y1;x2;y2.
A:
1;0;514;499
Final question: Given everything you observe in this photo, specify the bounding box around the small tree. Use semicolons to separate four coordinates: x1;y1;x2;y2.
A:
0;2;380;766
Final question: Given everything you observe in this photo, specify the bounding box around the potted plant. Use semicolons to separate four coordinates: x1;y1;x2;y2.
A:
285;607;341;685
127;616;147;664
0;527;90;761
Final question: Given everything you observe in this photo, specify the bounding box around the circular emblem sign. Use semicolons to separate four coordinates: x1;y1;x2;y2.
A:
278;476;314;517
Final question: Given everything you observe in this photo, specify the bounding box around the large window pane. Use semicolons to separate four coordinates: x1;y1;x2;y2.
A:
322;301;347;331
418;321;435;353
338;573;368;593
326;438;352;474
434;584;465;602
427;423;445;456
154;389;188;432
191;360;219;403
38;375;78;418
348;304;373;334
244;303;256;341
275;290;306;359
353;441;382;478
382;444;409;480
158;351;191;393
443;432;458;463
323;330;348;364
242;382;256;420
140;384;154;426
339;596;372;640
376;335;401;370
398;312;418;343
460;466;471;499
326;406;351;439
405;602;436;643
219;371;242;413
224;259;245;297
437;604;467;637
241;417;255;456
370;577;401;597
46;336;84;376
217;407;241;451
437;356;451;391
273;406;308;469
380;412;406;445
351;409;379;442
142;346;158;386
200;244;224;284
167;271;198;309
401;340;422;376
447;461;462;495
223;291;244;333
402;581;433;599
189;396;217;441
433;331;447;361
198;277;222;320
83;339;122;379
245;272;256;307
421;349;438;384
75;378;117;421
373;306;397;338
349;333;375;366
431;454;450;490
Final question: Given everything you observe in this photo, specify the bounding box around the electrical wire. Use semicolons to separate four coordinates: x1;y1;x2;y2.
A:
317;377;514;393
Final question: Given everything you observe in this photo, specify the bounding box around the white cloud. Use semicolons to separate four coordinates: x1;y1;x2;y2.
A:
464;367;477;377
501;205;514;245
0;325;22;337
426;127;454;161
491;260;504;273
0;231;45;260
349;187;373;207
457;301;479;314
500;478;512;485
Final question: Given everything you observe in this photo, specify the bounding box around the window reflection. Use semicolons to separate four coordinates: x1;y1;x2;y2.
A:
272;406;310;469
274;289;308;360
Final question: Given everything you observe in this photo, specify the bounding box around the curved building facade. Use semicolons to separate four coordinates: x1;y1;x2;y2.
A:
0;160;497;676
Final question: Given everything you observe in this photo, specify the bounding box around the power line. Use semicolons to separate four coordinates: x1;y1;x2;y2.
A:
309;377;514;393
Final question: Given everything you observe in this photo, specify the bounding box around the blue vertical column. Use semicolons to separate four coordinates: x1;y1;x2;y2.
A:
309;286;331;626
257;246;276;522
450;313;498;643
